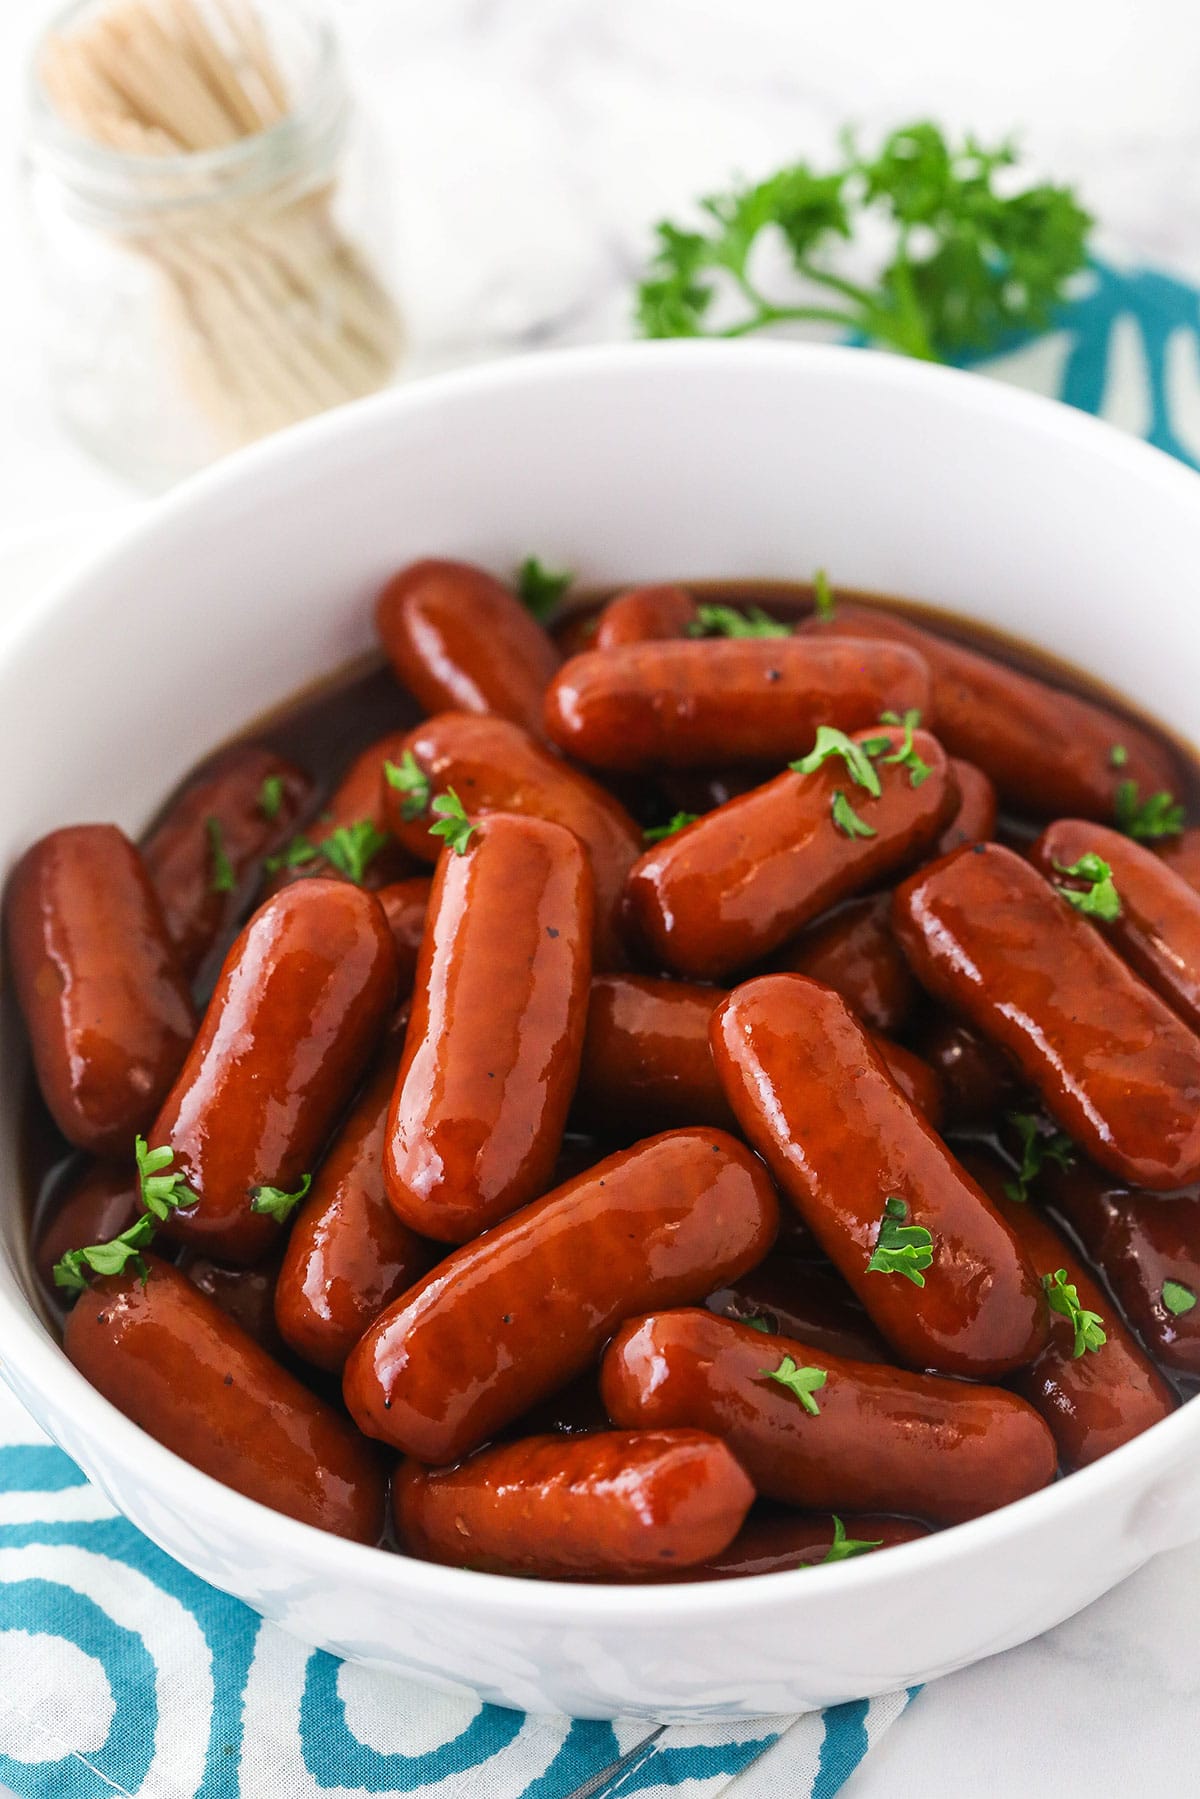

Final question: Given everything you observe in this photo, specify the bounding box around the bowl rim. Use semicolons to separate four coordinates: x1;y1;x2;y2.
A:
4;336;1200;1625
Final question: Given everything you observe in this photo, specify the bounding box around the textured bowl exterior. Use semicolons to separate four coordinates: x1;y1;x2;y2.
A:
2;342;1199;1718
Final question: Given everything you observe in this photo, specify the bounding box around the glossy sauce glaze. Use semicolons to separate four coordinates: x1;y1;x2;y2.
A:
16;569;1200;1581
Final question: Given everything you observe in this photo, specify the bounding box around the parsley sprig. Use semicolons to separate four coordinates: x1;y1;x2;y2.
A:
1043;1268;1107;1357
264;818;389;886
792;726;882;797
636;122;1091;362
762;1355;828;1415
1052;852;1122;921
249;1173;313;1223
429;790;476;855
1114;780;1185;842
867;1196;934;1287
688;603;790;639
258;775;284;822
820;1516;885;1565
52;1137;197;1293
860;710;931;788
1003;1113;1074;1203
812;569;836;621
831;791;876;839
643;812;698;844
206;817;235;895
1162;1280;1197;1318
516;557;573;621
384;751;431;822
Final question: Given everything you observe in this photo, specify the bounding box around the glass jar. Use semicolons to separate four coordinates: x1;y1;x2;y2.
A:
20;0;403;489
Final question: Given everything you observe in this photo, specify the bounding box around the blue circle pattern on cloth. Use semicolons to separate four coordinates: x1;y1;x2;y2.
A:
0;255;1193;1797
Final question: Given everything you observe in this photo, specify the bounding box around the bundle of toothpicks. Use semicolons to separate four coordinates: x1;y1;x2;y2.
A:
41;0;404;450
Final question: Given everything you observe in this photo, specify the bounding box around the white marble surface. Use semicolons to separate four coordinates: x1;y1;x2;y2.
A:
2;1;1200;1792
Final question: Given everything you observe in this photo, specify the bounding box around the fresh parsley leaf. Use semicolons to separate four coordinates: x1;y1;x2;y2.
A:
635;121;1091;363
206;817;235;894
1109;744;1129;770
1162;1279;1197;1317
871;709;931;787
53;1211;157;1293
688;602;790;639
761;1355;827;1416
263;833;320;875
1052;852;1122;922
321;820;390;886
813;568;836;620
1003;1112;1075;1203
249;1173;312;1223
821;1515;885;1564
258;775;284;822
384;751;432;822
643;812;699;843
1043;1268;1106;1357
792;726;882;797
1114;780;1186;842
135;1135;197;1221
429;789;476;856
516;557;573;621
830;790;876;838
866;1195;934;1287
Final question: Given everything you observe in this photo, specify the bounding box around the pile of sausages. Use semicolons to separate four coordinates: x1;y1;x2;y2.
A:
9;557;1200;1582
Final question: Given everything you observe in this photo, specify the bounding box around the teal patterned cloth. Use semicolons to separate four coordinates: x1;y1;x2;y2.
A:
1;256;1194;1798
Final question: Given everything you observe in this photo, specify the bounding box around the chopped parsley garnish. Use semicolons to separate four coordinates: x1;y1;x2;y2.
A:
813;568;836;620
52;1136;196;1293
1052;852;1122;922
866;1195;934;1287
53;1212;157;1293
761;1355;827;1415
820;1516;885;1564
643;812;699;843
321;820;390;886
688;602;790;639
1109;744;1129;770
428;789;477;855
206;817;235;894
258;775;284;821
831;790;876;839
792;726;882;797
135;1135;198;1220
1162;1279;1197;1318
1043;1268;1106;1357
384;751;432;822
249;1173;313;1223
1003;1113;1075;1203
861;709;931;787
1114;780;1186;842
263;834;320;875
635;121;1091;363
516;557;573;621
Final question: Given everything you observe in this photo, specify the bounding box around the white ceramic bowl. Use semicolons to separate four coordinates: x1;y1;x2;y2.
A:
2;342;1199;1721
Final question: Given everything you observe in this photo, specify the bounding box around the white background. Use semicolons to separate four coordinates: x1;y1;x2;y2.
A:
1;2;1200;1793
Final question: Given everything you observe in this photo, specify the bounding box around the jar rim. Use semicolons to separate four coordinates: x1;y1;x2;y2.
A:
24;0;348;210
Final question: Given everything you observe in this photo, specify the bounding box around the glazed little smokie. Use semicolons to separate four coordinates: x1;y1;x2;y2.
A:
711;974;1047;1376
16;556;1200;1579
380;711;639;967
394;1430;755;1579
626;723;954;980
344;1128;778;1463
375;558;560;735
601;1311;1057;1525
151;879;397;1263
384;810;594;1243
893;843;1200;1190
543;637;931;772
